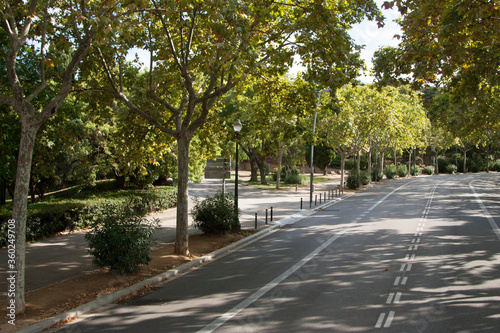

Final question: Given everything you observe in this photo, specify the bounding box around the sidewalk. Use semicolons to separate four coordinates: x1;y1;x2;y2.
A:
0;172;344;297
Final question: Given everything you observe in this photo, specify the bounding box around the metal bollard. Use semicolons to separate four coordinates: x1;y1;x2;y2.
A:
255;213;258;230
266;209;268;225
270;207;273;222
315;195;317;206
301;198;303;210
324;191;326;202
320;193;322;204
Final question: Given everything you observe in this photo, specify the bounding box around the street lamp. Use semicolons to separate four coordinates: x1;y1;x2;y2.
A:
233;119;242;232
310;88;331;207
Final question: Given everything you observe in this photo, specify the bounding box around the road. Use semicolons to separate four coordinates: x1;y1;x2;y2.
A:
55;173;500;332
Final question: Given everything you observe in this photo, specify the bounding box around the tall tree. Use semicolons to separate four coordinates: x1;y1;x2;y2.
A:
97;0;383;255
0;0;116;314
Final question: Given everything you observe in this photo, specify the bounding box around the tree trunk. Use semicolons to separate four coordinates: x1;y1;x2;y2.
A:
356;150;361;175
463;150;467;173
174;134;191;255
257;159;268;185
367;148;372;179
381;151;385;172
12;119;40;314
340;151;346;192
249;157;258;182
276;146;283;189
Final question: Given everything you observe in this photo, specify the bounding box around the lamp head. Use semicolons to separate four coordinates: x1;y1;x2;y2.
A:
233;119;243;133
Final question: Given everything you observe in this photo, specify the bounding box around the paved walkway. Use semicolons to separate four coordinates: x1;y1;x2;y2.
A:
0;173;344;297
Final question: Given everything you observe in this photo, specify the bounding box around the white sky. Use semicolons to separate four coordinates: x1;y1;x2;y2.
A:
128;1;402;84
348;0;403;83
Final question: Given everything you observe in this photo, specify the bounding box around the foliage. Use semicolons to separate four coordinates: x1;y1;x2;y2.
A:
397;164;408;178
85;207;159;274
491;160;500;172
445;164;458;174
360;172;371;185
372;169;384;182
346;173;362;190
191;192;239;234
424;166;435;175
0;184;176;247
384;164;398;179
410;165;422;176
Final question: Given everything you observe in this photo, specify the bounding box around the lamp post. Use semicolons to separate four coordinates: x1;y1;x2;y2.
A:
310;88;331;207
233;119;242;232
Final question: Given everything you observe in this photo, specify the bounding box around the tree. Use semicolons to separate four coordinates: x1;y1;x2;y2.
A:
96;0;383;255
0;0;117;314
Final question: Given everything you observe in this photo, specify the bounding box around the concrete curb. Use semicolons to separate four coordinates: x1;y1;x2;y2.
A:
18;195;352;333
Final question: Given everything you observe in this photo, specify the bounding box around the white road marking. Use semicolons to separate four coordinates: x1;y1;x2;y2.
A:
401;277;408;285
394;292;402;304
199;182;413;333
375;313;386;328
386;292;395;304
384;311;396;328
469;182;500;241
394;276;401;286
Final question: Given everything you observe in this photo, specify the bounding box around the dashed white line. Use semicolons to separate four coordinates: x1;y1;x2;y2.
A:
401;276;408;285
394;276;401;286
384;311;396;328
394;292;402;304
375;313;386;328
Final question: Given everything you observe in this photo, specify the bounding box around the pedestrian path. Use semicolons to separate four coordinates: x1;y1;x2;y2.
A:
0;174;344;296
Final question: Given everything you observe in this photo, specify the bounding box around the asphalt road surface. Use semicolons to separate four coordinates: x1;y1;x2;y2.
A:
56;173;500;332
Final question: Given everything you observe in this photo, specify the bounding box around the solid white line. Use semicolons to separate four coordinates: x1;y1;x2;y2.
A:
384;311;396;327
469;183;500;241
375;313;386;328
199;182;413;333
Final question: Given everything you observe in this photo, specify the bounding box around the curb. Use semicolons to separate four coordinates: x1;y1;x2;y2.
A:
18;195;352;333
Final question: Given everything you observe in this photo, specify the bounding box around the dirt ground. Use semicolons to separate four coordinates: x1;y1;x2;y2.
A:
0;232;247;332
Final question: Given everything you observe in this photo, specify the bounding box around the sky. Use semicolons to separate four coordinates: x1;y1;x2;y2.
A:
128;1;402;84
348;1;403;83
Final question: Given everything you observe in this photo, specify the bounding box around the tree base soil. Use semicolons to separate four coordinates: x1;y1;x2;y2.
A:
0;232;246;332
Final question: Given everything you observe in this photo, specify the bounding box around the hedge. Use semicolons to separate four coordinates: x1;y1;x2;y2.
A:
0;186;177;247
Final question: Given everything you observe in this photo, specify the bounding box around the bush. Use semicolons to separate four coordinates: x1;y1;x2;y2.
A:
346;173;361;189
424;166;435;175
397;164;408;177
191;192;239;234
371;169;384;182
410;165;422;176
285;173;305;185
0;186;177;247
384;164;397;179
360;172;371;185
491;160;500;172
85;205;159;274
445;164;457;174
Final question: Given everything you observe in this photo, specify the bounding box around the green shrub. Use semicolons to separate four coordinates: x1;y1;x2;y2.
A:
191;192;239;234
384;164;397;179
424;166;435;175
371;169;384;182
346;173;361;189
397;164;408;177
285;173;304;185
445;164;457;174
85;205;159;274
437;157;449;174
491;160;500;172
360;172;371;185
410;165;422;176
0;186;177;247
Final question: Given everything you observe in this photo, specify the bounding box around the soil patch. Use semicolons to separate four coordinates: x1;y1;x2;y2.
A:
0;232;247;332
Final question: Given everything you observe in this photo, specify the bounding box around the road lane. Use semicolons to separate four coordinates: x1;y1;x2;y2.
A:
55;174;500;333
